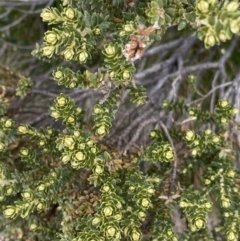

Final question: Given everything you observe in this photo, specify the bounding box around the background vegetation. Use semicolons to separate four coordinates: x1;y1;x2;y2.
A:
1;0;240;240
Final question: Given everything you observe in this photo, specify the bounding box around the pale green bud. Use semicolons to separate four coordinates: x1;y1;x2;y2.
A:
41;9;56;22
63;48;74;61
95;165;104;174
29;223;38;231
226;2;239;12
124;23;135;32
105;226;117;237
185;130;195;141
122;70;131;80
197;1;209;13
205;34;216;47
219;31;227;42
75;151;85;161
204;179;211;185
64;137;74;147
92;217;101;226
65;8;75;19
227;231;237;241
140;198;150;208
18;125;28;134
51;111;60;119
4;207;15;218
231;108;239;115
67;116;75;124
44;32;59;45
103;206;113;216
230;20;240;34
131;229;141;241
165;150;174;160
138;211;146;220
105;45;116;56
4;119;13;128
179;201;188;208
227;170;235;178
6;186;13;196
37;184;46;192
57;97;66;107
62;155;71;164
212;136;220;143
204;129;212;135
221;198;231;208
79;51;88;63
194;218;204;229
42;45;55;58
96;126;106;136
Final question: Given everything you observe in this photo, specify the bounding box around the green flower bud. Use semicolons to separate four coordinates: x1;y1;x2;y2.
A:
95;165;104;174
102;184;110;193
204;179;211;185
227;170;235;178
67;116;75;124
220;117;227;124
96;126;106;136
4;206;16;218
20;149;29;157
103;206;113;216
147;188;155;194
6;186;13;196
79;51;88;63
75;151;85;161
37;202;45;212
179;201;188;208
54;70;64;80
22;190;33;200
29;223;38;231
226;2;239;12
42;45;55;58
204;202;212;209
197;1;209;13
74;131;80;137
218;30;227;42
230;20;239;34
131;229;141;241
56;97;67;107
105;226;117;237
227;231;237;241
92;217;101;226
188;110;195;116
4;119;13;128
105;45;116;57
165;150;174;160
37;184;46;192
109;71;116;79
62;155;71;164
124;23;135;32
64;137;74;147
51;111;60;119
185;130;195;141
212;136;220;143
63;48;74;61
65;7;75;19
18;125;28;134
93;28;101;35
221;198;231;208
44;32;59;45
91;147;97;153
41;8;57;22
140;198;150;208
194;218;204;230
231;108;239;115
122;70;131;80
114;213;122;220
138;211;146;220
219;99;229;108
39;140;45;146
205;34;216;47
204;129;212;135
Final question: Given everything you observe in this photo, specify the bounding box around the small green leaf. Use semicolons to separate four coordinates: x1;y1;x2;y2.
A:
178;20;187;30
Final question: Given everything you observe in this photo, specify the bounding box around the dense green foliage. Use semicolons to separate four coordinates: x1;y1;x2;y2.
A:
1;0;240;240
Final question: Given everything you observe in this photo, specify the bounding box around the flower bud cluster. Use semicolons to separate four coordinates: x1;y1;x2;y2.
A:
103;43;135;85
50;94;83;128
179;191;212;232
146;141;174;162
93;88;120;136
